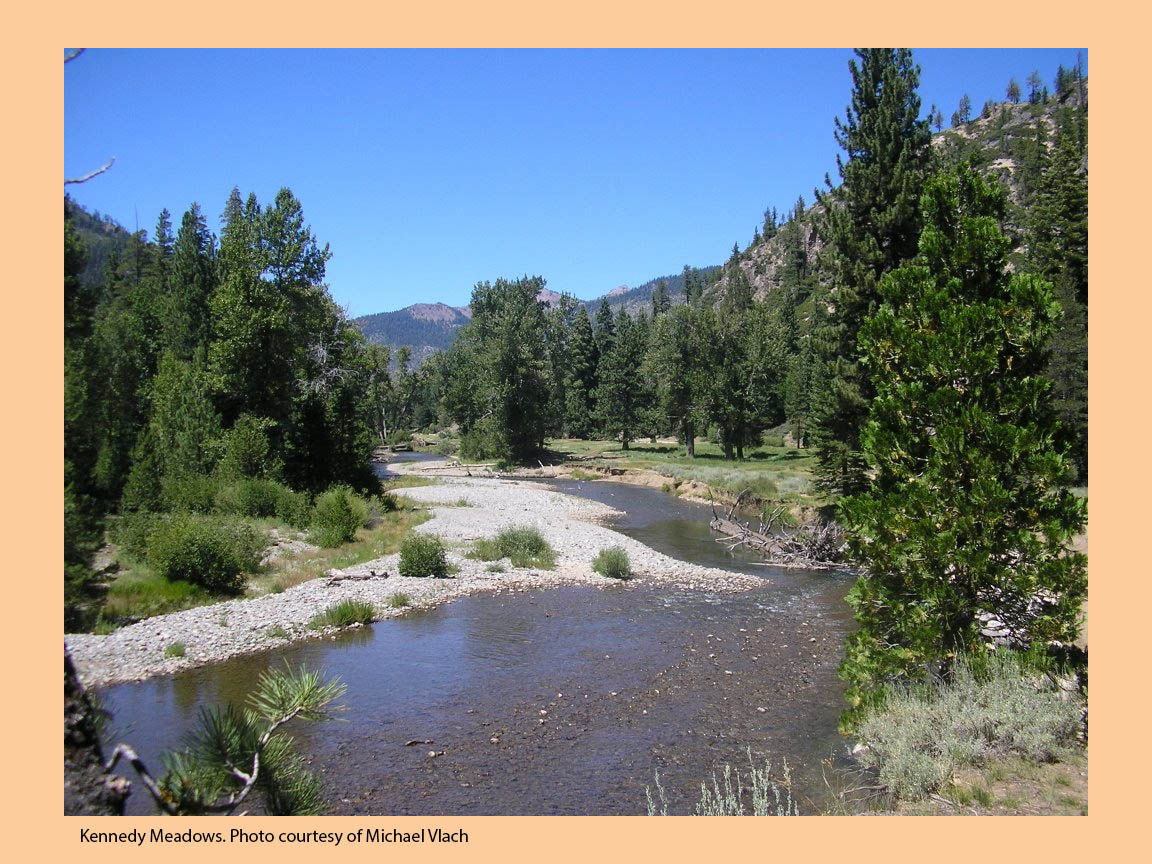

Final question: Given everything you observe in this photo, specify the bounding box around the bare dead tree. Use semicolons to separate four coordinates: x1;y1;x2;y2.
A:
65;157;116;186
64;49;116;185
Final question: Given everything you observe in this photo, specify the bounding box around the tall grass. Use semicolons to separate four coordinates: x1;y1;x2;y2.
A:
592;546;631;580
308;599;376;630
468;526;556;569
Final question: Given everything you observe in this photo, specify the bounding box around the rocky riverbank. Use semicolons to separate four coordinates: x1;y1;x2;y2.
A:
66;461;763;689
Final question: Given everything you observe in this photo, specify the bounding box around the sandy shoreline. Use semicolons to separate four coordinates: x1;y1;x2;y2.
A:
66;462;763;689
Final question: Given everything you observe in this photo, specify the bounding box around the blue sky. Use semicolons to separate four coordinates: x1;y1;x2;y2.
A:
64;48;1084;316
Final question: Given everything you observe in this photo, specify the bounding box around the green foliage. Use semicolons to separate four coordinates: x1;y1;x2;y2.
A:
595;306;648;448
563;304;599;438
812;48;933;496
274;486;313;530
111;511;164;560
592;546;631;580
837;166;1087;727
398;533;449;578
468;526;556;569
151;351;223;484
217;414;280;479
162;472;224;514
147;515;264;594
440;276;552;464
214;477;283;518
855;652;1085;801
164;642;186;658
155;664;345;815
308;599;376;629
104;569;210;621
387;592;412;608
310;485;369;548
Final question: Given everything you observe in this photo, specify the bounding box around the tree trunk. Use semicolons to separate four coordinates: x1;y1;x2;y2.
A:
684;419;695;458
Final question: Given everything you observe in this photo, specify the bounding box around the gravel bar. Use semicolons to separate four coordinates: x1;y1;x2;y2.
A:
66;461;763;688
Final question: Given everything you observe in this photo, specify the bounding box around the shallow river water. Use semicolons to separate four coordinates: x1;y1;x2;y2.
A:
98;461;855;815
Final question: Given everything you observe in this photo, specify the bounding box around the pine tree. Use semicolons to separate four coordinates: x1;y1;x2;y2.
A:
651;304;701;456
837;166;1087;727
445;276;552;463
811;48;932;495
1006;78;1021;103
651;280;671;318
951;93;971;127
167;203;216;358
1031;108;1088;479
596;308;645;449
1027;70;1043;104
563;305;599;438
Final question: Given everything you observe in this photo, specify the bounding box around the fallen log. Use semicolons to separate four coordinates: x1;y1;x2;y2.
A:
324;570;390;585
708;489;850;570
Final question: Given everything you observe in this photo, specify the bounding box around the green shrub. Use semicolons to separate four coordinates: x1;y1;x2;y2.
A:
113;511;164;560
162;473;223;514
310;485;369;547
308;599;376;630
214;477;282;518
267;624;289;639
386;430;412;448
398;533;448;578
855;651;1085;801
592;546;631;580
387;592;411;609
363;493;399;521
164;642;186;658
468;525;555;569
459;417;500;463
274;486;313;530
147;516;263;594
217;414;279;479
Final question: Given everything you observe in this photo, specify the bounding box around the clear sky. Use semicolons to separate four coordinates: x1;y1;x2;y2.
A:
64;48;1085;316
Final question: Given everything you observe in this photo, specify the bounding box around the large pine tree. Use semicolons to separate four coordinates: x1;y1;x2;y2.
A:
837;166;1087;727
811;48;933;495
563;305;599;438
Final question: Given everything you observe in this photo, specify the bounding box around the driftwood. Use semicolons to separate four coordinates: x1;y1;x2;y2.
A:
709;490;849;570
324;570;389;586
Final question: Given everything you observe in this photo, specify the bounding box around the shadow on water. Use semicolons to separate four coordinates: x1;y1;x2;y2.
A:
97;471;856;815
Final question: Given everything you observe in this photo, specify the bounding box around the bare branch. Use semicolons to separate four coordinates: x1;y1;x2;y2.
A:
65;157;116;185
64;48;85;63
104;744;179;816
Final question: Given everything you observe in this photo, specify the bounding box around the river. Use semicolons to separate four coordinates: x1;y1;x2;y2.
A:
97;457;855;815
